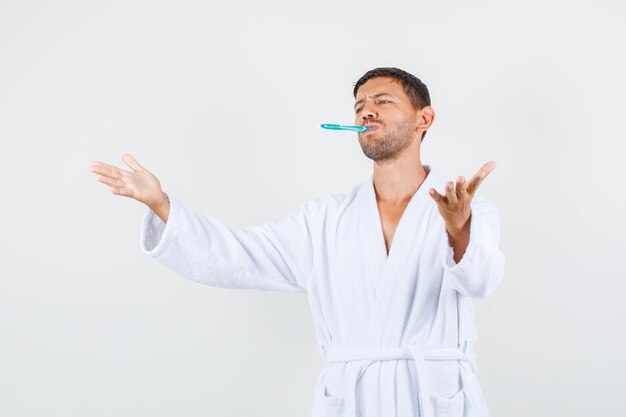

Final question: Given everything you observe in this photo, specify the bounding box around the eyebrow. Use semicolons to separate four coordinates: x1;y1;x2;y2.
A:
354;93;394;109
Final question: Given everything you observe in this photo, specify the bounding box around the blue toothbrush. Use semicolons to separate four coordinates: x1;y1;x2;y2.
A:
320;123;371;132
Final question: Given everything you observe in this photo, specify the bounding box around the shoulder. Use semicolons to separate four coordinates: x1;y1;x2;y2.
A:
299;180;365;217
469;194;502;231
471;193;499;211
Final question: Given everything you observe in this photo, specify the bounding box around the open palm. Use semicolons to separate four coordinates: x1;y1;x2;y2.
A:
88;153;166;208
428;161;497;232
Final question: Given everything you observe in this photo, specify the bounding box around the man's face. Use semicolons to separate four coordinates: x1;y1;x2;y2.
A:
353;77;421;163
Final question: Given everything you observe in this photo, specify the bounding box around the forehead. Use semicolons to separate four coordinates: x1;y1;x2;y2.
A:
355;77;405;99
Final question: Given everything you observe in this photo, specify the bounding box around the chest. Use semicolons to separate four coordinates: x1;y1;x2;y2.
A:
311;194;449;347
377;201;410;255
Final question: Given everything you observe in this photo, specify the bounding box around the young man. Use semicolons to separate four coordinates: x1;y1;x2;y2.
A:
88;67;505;417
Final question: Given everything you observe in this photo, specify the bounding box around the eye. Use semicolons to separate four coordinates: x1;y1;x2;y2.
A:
355;100;390;113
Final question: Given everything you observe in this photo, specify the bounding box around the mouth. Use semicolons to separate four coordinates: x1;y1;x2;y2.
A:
363;125;380;132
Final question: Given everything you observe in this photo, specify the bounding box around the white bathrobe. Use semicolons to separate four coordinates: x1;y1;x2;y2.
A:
140;164;505;417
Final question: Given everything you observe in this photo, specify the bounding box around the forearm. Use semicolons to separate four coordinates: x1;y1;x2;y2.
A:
441;198;505;299
446;215;471;264
139;193;311;292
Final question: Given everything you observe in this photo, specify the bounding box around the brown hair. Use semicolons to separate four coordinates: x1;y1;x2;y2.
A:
353;67;431;141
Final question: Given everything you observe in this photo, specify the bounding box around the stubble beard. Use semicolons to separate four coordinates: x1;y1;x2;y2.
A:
359;118;416;165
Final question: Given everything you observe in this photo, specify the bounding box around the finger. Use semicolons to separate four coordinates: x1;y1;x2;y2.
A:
94;173;124;188
445;181;457;204
429;187;447;205
456;176;468;199
122;153;144;173
88;160;102;170
109;186;133;197
89;161;125;180
467;161;497;195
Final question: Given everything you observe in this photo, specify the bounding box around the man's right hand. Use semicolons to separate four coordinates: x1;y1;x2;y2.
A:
88;153;170;222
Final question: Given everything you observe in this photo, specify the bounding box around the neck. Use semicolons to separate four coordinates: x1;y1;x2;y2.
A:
372;146;427;205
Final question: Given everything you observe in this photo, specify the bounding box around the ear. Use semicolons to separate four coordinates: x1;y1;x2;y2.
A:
415;106;435;132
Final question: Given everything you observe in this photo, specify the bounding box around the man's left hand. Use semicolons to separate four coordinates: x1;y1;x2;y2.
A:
428;161;497;235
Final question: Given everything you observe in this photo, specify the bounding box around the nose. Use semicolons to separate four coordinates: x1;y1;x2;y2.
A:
359;107;377;123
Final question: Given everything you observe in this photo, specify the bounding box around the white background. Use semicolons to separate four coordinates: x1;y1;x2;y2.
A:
1;0;624;416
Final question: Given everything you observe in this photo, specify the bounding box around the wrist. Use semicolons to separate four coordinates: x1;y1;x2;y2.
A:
159;192;169;208
151;192;170;223
447;216;470;237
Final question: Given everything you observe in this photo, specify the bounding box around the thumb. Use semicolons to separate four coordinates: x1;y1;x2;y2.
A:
121;153;144;173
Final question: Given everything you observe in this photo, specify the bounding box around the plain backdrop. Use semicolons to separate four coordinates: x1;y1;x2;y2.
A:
1;0;625;416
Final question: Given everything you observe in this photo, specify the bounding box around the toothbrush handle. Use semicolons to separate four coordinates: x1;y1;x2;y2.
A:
320;124;343;130
320;124;364;132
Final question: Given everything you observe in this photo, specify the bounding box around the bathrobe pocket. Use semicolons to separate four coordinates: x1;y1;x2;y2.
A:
311;386;344;417
429;387;465;417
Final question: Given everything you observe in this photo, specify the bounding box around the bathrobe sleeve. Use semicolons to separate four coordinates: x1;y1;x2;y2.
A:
441;194;506;299
139;192;315;293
